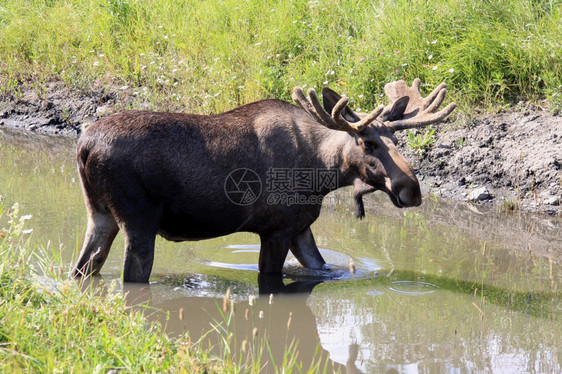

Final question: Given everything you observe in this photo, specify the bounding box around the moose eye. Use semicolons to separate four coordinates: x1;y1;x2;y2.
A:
364;141;378;151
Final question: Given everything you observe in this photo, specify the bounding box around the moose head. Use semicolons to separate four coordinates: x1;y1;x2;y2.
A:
292;78;456;217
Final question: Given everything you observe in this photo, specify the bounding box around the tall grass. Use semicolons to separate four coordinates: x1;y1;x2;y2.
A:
0;203;333;373
0;0;561;112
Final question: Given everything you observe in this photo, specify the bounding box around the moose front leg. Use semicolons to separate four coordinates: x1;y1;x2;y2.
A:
353;179;376;219
258;233;291;273
119;206;161;283
122;228;157;283
290;227;326;269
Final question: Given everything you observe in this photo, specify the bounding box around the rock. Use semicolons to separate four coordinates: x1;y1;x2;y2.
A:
96;105;112;118
479;136;493;148
543;196;561;206
525;114;540;122
41;100;53;111
468;187;491;202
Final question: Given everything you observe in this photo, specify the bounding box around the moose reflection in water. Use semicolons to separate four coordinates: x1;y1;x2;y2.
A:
84;263;557;374
104;273;361;373
72;79;455;282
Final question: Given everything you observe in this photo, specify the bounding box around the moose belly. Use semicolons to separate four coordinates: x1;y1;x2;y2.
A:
157;212;245;242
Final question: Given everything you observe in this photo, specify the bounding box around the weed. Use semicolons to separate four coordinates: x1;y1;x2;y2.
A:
31;80;48;100
455;137;466;148
61;107;71;123
503;198;520;213
407;128;436;155
545;84;562;115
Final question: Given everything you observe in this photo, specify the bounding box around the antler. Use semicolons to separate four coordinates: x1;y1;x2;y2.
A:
381;78;456;131
292;87;383;133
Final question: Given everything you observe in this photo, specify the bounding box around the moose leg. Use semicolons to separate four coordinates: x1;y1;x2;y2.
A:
114;198;162;282
121;223;158;283
258;233;291;273
72;211;119;278
290;227;326;269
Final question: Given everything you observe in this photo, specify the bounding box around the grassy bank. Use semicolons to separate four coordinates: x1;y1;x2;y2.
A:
0;203;329;373
0;0;561;113
0;203;206;372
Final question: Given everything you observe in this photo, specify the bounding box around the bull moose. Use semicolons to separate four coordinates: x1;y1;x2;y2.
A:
72;78;455;282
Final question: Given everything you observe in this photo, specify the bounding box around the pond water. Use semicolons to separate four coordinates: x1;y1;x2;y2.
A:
1;126;560;373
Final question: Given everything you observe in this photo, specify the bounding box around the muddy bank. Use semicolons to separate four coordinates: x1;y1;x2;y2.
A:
0;81;128;136
397;105;562;215
1;81;561;215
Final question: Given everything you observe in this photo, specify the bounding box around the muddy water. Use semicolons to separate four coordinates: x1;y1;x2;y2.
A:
1;126;560;373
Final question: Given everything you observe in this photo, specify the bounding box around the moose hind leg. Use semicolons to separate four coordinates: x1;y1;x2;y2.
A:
73;212;119;278
290;227;326;270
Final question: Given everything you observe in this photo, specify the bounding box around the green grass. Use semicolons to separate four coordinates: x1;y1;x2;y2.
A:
407;128;436;156
0;203;333;373
0;0;561;113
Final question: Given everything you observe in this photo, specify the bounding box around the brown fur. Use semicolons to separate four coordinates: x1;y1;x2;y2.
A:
72;98;421;282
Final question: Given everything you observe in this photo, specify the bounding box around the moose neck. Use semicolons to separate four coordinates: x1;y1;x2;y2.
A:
313;127;362;192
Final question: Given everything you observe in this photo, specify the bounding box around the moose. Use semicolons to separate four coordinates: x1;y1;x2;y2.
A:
72;78;455;282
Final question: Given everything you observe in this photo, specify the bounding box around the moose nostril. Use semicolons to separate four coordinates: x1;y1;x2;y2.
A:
398;187;422;207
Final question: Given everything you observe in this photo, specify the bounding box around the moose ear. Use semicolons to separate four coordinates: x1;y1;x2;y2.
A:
322;87;360;122
383;96;410;121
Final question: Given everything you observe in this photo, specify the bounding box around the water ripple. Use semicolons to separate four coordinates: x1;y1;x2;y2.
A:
388;280;438;295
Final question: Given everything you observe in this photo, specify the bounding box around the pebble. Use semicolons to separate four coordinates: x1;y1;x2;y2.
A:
543;196;561;206
468;187;491;202
96;105;111;118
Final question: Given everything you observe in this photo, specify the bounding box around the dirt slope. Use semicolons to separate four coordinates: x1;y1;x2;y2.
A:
398;104;562;215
